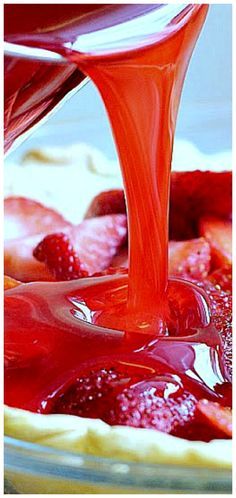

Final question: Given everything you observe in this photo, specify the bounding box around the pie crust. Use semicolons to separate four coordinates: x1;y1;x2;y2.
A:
4;405;232;468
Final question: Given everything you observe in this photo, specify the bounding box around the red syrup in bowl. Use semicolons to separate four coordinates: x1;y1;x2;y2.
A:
4;4;232;439
4;4;158;153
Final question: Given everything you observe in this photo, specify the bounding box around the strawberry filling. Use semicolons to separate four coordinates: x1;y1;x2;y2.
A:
49;365;198;437
4;171;232;442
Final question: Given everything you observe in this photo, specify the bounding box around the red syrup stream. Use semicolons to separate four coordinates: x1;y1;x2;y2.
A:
4;5;231;431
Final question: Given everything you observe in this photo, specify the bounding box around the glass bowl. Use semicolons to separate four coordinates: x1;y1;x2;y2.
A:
4;436;232;494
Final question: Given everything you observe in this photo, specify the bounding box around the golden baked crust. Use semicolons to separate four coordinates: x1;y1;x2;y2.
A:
5;405;232;469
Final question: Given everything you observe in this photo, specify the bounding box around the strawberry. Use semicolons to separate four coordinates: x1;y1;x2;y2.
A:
50;365;197;436
194;279;232;381
4;196;69;240
208;265;232;293
5;234;56;282
111;238;211;280
111;247;128;268
4;196;71;281
85;172;232;241
33;214;127;280
108;385;197;434
51;368;133;419
169;171;232;240
196;399;232;438
169;238;210;279
85;189;126;219
33;233;88;281
199;216;232;268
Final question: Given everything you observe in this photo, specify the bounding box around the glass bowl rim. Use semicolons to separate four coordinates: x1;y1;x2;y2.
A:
5;434;232;492
4;41;66;63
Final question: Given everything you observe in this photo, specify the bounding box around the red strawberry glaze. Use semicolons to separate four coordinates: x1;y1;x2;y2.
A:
4;274;231;419
4;4;232;440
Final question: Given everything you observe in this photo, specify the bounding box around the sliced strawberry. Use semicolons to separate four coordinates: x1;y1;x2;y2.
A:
169;238;210;279
194;279;232;381
111;247;128;268
4;233;56;282
85;189;126;219
4;196;69;240
50;364;197;436
169;171;232;240
111;238;211;280
108;384;197;435
85;172;232;241
208;265;232;293
196;399;232;438
51;367;133;419
33;232;88;281
33;214;127;279
4;197;71;282
199;216;232;268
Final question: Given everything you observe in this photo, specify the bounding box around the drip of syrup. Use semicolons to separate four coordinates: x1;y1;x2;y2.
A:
4;5;231;422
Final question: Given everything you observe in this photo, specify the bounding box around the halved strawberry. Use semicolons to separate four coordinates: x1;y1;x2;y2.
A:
112;238;211;280
169;238;210;279
33;232;88;281
199;216;232;268
4;197;71;281
108;384;197;435
111;247;128;268
4;196;69;240
50;365;197;436
208;265;232;293
33;214;127;280
196;399;232;438
84;189;126;219
51;367;133;419
5;234;56;282
169;171;232;240
194;278;232;381
85;172;232;241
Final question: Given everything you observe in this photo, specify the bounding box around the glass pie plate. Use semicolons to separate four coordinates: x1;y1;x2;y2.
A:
4;435;231;494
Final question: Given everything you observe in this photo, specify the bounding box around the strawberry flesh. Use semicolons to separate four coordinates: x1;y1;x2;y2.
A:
50;365;198;437
199;216;232;268
208;265;232;293
194;278;232;381
4;196;69;240
196;399;232;438
112;238;211;280
84;172;232;242
4;196;70;281
51;368;133;420
169;238;210;279
169;171;232;240
5;234;55;282
108;383;197;435
85;189;126;218
33;214;127;279
50;362;232;440
33;232;88;281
